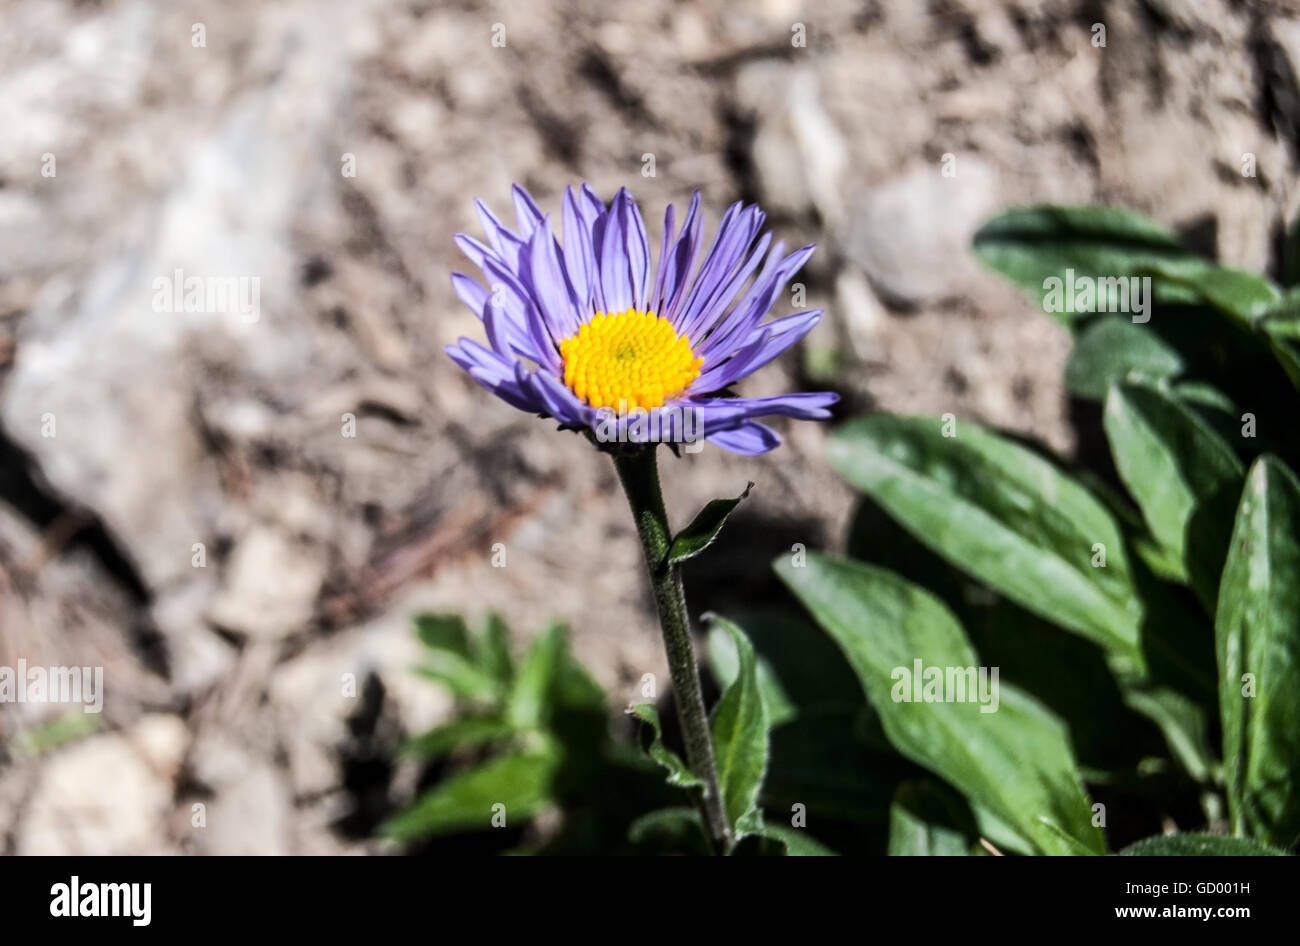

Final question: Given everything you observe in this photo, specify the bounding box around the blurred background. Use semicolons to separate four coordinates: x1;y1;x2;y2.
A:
1;0;1298;854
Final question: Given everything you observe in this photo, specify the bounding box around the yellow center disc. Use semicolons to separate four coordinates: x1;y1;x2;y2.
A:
560;309;703;410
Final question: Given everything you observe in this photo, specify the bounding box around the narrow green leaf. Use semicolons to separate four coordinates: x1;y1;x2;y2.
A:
828;415;1144;672
476;612;514;684
1215;457;1300;847
1065;317;1184;400
415;613;472;656
706;623;797;728
707;616;771;836
666;483;753;567
1121;833;1287;856
379;749;557;841
400;717;514;760
629;703;702;789
415;655;503;703
505;623;566;729
1103;382;1243;610
776;553;1106;855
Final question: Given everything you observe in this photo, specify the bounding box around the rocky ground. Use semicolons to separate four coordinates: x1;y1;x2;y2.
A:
2;0;1299;854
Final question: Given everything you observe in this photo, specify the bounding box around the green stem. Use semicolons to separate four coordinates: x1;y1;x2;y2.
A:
613;447;733;855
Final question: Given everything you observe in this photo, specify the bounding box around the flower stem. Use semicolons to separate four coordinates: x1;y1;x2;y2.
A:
613;447;733;855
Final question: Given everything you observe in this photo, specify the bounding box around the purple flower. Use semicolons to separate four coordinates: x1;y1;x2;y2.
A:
446;184;838;455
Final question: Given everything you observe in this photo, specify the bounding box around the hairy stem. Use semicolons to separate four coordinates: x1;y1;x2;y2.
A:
613;447;732;855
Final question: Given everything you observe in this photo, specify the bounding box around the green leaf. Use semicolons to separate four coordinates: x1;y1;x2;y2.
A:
505;623;566;729
1121;833;1287;856
888;781;976;856
400;717;514;760
828;415;1144;672
1037;816;1107;856
1103;382;1244;610
706;623;797;728
1145;258;1280;324
666;483;753;567
415;613;472;656
629;703;702;789
415;655;503;703
1065;317;1184;400
1215;457;1300;847
627;807;706;852
973;205;1280;326
973;205;1200;325
380;748;557;841
1263;317;1300;394
760;824;837;856
776;552;1106;855
476;613;514;684
708;616;771;837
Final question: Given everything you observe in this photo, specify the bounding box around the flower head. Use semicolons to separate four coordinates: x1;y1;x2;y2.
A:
446;184;838;454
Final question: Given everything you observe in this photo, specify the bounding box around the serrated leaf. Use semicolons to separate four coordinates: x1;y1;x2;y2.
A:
665;483;753;567
776;552;1106;855
708;616;770;837
380;748;557;841
1120;833;1286;856
1215;457;1300;848
629;703;702;789
828;415;1144;672
1103;382;1244;610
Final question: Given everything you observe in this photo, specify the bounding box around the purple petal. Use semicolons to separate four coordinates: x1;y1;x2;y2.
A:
695;308;823;391
697;243;815;361
445;341;540;413
451;272;489;318
562;187;597;314
706;421;782;455
676;204;766;339
475;200;526;267
659;192;703;321
617;188;651;311
650;202;676;317
512;184;546;237
524;217;580;340
523;369;596;428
